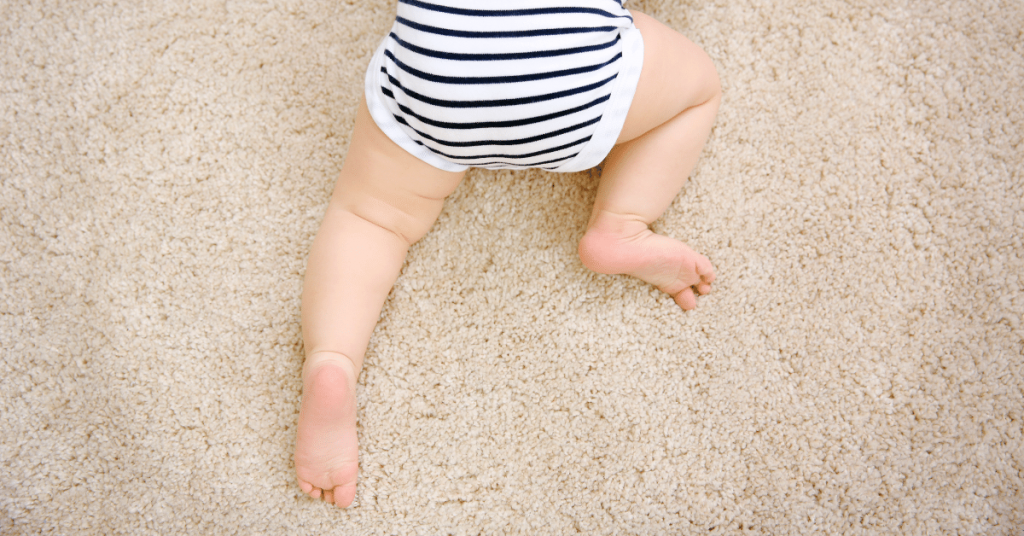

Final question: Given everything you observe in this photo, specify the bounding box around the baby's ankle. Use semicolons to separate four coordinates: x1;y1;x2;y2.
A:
584;209;650;239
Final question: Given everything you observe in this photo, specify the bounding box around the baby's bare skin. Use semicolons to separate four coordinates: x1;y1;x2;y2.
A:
295;11;720;507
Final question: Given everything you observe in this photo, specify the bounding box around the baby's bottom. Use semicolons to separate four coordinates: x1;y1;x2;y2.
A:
295;10;720;507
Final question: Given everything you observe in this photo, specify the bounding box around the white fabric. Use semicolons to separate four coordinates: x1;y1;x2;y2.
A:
365;0;643;172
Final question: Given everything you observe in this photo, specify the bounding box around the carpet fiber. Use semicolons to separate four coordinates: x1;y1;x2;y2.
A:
2;0;1022;534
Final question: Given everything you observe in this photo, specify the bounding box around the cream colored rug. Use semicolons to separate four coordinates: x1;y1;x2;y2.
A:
2;0;1022;534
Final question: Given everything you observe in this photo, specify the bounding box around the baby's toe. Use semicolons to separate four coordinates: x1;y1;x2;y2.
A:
334;483;357;508
697;259;716;283
675;287;697;310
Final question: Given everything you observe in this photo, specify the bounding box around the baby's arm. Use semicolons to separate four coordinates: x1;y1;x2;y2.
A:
295;97;464;508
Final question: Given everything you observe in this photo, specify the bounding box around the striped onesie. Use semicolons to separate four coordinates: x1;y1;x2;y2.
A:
364;0;645;172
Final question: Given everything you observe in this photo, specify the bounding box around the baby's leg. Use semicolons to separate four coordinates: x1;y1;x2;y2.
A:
295;97;464;507
578;11;721;310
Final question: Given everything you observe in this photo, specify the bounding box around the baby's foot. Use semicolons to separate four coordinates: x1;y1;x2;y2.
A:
294;354;359;508
579;221;715;310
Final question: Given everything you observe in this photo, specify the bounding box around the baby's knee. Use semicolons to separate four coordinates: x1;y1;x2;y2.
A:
690;45;721;106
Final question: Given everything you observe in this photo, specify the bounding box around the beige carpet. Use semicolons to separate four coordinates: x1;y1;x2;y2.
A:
2;0;1023;533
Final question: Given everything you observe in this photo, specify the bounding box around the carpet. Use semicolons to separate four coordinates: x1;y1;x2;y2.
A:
2;0;1022;534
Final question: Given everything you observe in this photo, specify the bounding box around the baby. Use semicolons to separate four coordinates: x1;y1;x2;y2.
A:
295;0;720;508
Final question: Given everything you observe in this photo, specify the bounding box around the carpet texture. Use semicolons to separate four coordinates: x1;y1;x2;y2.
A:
2;0;1023;534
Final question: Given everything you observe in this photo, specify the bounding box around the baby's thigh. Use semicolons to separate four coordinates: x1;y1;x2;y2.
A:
616;11;721;145
332;97;465;244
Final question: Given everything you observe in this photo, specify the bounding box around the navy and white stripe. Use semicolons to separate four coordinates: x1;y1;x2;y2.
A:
365;0;643;172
